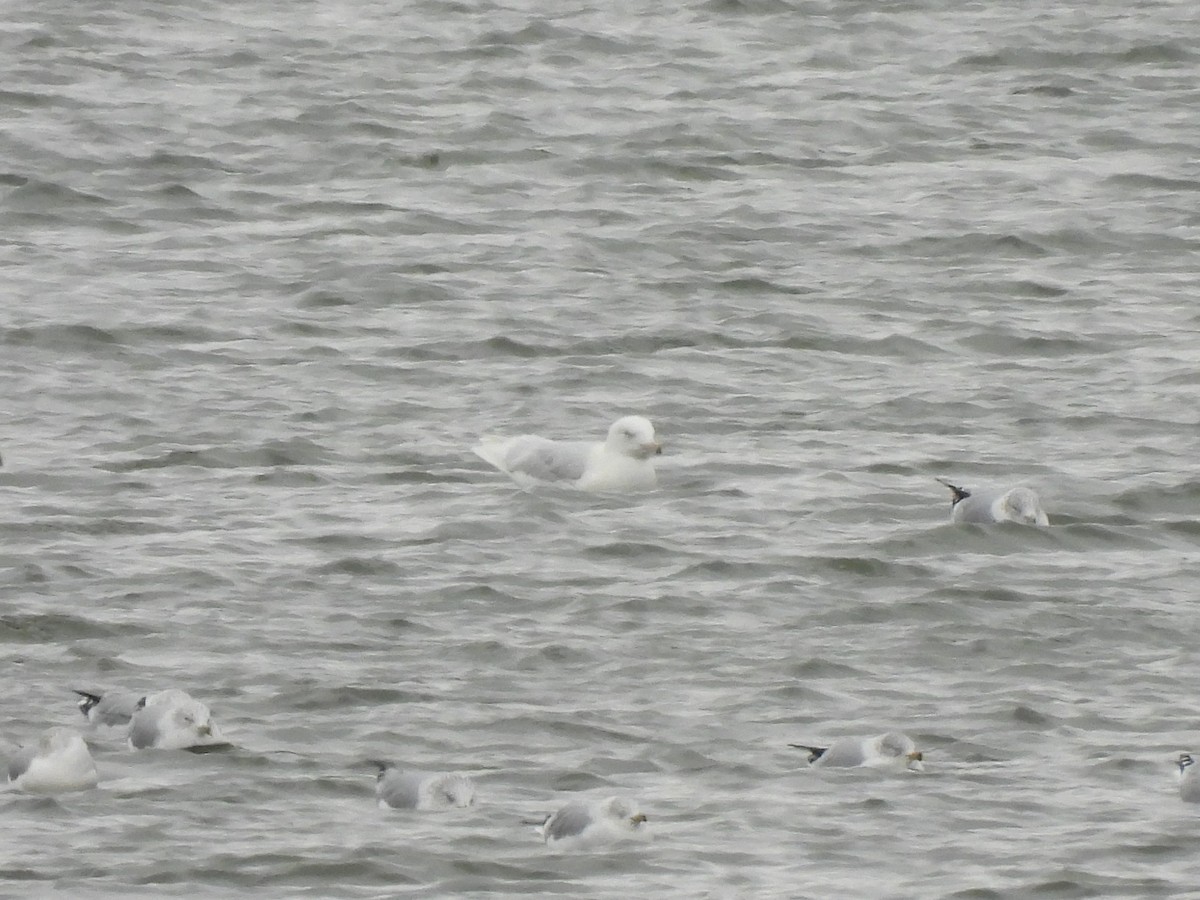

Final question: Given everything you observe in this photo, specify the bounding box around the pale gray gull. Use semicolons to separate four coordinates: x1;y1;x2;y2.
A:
1177;753;1200;803
74;688;141;728
128;689;229;751
473;415;661;492
531;796;650;846
936;478;1049;526
369;760;476;810
790;732;925;771
6;727;98;794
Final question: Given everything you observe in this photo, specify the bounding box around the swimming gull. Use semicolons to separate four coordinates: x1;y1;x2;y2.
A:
473;415;661;492
128;689;229;751
532;796;650;846
790;732;925;771
6;727;98;793
1177;753;1200;803
74;688;141;728
936;478;1049;526
368;760;476;810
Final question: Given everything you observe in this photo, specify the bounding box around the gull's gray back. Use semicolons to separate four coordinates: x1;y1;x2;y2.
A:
78;690;140;727
1183;777;1200;803
502;437;591;482
813;738;867;767
1182;765;1200;803
951;488;1005;524
378;770;426;809
544;801;594;840
96;693;139;727
6;746;35;782
128;701;163;749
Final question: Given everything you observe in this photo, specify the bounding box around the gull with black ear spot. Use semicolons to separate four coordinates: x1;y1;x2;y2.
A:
936;477;1049;526
473;415;662;492
1177;753;1200;803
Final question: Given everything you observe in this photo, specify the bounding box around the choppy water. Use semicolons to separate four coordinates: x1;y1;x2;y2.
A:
3;0;1200;897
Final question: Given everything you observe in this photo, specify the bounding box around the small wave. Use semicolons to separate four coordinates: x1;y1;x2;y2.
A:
251;470;329;487
812;555;934;580
699;0;797;14
381;326;941;363
2;321;234;354
134;149;229;172
3;178;112;210
291;532;394;552
957;331;1114;358
312;557;406;577
295;288;353;308
2;323;120;351
958;42;1195;69
279;685;436;710
672;559;777;579
787;657;867;679
582;540;672;560
643;158;742;182
883;231;1050;259
0;612;135;643
1103;173;1200;193
139;184;238;222
476;19;578;52
103;438;333;472
0;89;67;108
1011;84;1074;97
278;198;400;217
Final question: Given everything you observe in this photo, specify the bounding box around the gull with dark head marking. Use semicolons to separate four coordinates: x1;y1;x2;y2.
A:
6;727;98;794
936;478;1049;526
473;415;662;492
128;689;229;751
530;796;650;846
74;688;141;728
368;760;476;810
1177;753;1200;803
790;732;925;772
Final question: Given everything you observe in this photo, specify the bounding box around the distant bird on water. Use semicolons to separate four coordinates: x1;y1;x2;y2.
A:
1177;753;1200;803
473;415;662;492
936;478;1049;525
530;796;650;846
128;689;229;751
368;760;476;810
790;732;925;771
6;727;98;794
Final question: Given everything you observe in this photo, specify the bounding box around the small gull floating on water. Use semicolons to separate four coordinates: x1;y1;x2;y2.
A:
368;760;476;810
6;727;98;794
1177;753;1200;803
473;415;662;492
128;689;229;751
790;732;925;771
936;478;1049;526
529;796;650;846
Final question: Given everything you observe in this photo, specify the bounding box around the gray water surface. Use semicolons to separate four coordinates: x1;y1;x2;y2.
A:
3;1;1199;897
